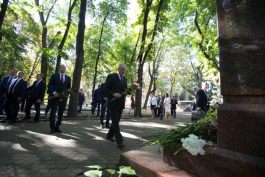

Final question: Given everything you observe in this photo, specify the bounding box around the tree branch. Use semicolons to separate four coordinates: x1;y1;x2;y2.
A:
34;0;45;25
142;0;164;65
194;10;219;71
130;32;140;63
45;0;58;24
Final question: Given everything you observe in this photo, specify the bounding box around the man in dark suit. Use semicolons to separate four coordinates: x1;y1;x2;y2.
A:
104;64;127;148
99;83;110;129
78;88;85;113
195;89;208;113
0;69;17;115
20;81;30;112
4;71;27;123
25;74;46;122
47;65;71;134
92;85;102;116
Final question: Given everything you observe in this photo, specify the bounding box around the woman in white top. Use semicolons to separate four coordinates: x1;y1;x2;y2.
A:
164;93;171;120
150;93;157;118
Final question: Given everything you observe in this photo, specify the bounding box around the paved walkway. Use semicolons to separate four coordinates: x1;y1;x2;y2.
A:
0;112;191;177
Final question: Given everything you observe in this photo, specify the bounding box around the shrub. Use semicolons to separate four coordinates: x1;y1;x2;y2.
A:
156;109;217;149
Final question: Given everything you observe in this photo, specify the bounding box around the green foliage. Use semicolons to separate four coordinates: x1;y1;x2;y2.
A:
169;0;219;71
84;170;103;177
0;5;35;76
84;165;137;177
156;109;217;149
118;166;136;176
0;0;220;105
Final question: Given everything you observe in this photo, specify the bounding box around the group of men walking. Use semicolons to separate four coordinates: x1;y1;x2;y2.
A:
0;64;128;149
0;65;71;135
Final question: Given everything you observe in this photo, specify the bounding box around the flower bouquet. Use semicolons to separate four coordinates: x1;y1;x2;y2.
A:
174;134;206;156
104;82;141;107
49;88;75;101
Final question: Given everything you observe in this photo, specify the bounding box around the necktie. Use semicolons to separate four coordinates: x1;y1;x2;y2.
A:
35;80;40;87
60;75;64;83
9;79;18;93
7;77;12;86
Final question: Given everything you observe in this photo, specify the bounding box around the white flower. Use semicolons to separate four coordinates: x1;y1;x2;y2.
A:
181;134;206;156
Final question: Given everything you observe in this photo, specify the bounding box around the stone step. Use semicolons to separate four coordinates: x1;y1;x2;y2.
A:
120;145;193;177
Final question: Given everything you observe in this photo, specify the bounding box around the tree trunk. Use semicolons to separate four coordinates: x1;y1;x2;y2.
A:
28;54;41;80
170;74;176;95
134;0;153;117
141;0;164;63
41;26;48;82
92;10;110;96
135;0;164;117
0;0;9;41
142;63;153;109
54;0;78;73
142;38;164;109
35;0;57;83
68;0;87;117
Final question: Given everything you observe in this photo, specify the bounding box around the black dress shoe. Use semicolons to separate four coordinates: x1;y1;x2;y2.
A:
24;117;31;120
117;142;125;148
106;137;115;142
55;129;62;133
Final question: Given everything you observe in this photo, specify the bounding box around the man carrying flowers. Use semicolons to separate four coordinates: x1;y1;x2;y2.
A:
47;65;71;134
104;64;128;149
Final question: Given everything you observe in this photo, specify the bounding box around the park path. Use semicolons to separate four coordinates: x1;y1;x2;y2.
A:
0;112;191;177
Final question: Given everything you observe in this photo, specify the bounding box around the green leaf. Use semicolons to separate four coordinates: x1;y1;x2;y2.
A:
119;166;136;175
86;165;102;170
84;170;102;177
106;169;116;175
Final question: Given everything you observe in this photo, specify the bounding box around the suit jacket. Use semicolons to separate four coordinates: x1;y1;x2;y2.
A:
29;80;46;101
93;87;102;102
196;89;208;112
79;92;85;104
47;73;71;96
104;73;127;109
0;75;12;94
7;79;27;98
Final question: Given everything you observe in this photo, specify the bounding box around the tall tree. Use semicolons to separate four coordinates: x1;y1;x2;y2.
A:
91;0;128;95
68;0;87;117
0;0;9;41
134;0;153;117
142;40;164;109
34;0;57;82
54;0;78;73
91;5;110;96
135;0;167;117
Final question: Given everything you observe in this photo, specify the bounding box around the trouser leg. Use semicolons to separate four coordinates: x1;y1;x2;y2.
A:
49;98;59;130
34;101;41;121
0;94;6;115
25;98;34;119
97;102;100;116
4;96;12;121
107;108;123;142
100;102;106;125
11;98;20;123
56;98;67;129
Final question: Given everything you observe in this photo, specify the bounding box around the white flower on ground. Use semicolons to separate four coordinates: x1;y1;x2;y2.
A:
181;134;206;156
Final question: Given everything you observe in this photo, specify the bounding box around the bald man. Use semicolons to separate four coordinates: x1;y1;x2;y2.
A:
104;64;128;148
47;65;71;134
